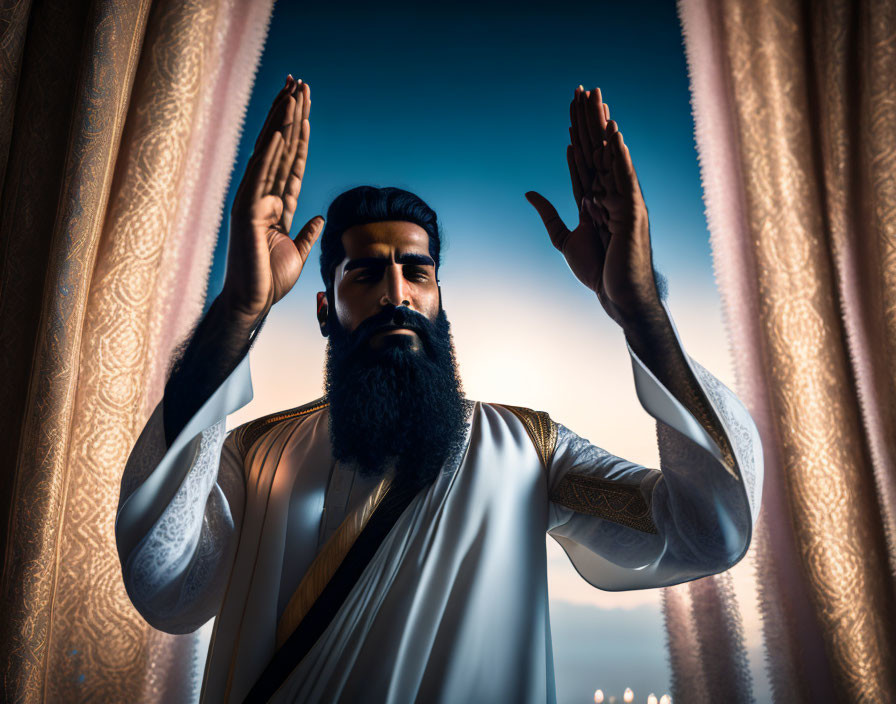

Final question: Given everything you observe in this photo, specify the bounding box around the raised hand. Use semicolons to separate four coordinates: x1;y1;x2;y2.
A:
223;75;324;322
526;86;659;328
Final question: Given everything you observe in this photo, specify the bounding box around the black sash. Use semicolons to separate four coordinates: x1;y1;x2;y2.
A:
242;479;420;703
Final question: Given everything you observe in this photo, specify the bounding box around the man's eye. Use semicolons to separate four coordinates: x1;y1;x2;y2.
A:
406;269;429;281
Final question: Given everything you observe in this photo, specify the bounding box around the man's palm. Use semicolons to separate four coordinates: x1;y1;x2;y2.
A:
527;87;655;328
225;77;324;320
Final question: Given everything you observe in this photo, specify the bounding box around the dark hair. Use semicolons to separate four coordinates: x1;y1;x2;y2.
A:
319;186;442;294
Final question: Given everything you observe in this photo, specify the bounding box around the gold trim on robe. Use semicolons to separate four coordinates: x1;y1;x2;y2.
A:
493;403;559;468
206;401;328;702
550;473;657;534
232;396;329;467
275;471;394;649
494;402;658;535
234;397;659;688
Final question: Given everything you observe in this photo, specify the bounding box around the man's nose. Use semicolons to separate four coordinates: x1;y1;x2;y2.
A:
380;264;410;307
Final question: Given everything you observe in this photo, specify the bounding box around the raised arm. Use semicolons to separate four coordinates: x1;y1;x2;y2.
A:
526;86;724;435
527;86;762;589
164;76;322;445
116;76;324;631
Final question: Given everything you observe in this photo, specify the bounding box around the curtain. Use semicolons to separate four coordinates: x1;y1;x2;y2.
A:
0;0;274;701
669;0;896;700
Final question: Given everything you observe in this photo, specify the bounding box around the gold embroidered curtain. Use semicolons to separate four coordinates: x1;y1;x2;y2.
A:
669;0;896;700
0;0;274;701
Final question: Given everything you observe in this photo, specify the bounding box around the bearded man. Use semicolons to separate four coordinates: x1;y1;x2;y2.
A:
115;76;762;703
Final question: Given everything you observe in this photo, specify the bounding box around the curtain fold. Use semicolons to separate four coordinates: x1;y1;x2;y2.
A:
0;2;153;700
675;0;896;700
0;0;33;201
0;0;274;701
689;571;753;702
661;584;710;702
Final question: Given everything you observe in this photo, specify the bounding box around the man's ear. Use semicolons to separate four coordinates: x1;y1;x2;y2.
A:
316;291;329;337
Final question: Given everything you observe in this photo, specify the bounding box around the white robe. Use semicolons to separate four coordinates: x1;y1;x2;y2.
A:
115;299;763;703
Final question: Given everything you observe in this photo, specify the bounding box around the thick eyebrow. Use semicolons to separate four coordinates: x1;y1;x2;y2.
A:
342;253;436;273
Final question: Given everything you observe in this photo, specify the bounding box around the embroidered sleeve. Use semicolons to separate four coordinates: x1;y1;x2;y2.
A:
546;299;763;591
549;453;657;535
547;424;667;573
115;353;254;632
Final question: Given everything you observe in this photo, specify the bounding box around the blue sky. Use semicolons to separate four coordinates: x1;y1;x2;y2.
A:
208;0;714;303
207;1;770;701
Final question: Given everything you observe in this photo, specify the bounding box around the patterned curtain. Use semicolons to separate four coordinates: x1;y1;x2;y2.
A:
0;0;274;701
667;0;896;700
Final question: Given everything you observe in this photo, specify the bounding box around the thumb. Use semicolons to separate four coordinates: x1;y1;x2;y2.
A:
525;191;570;251
294;215;325;260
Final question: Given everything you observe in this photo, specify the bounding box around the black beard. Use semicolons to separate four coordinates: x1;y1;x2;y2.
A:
324;302;471;493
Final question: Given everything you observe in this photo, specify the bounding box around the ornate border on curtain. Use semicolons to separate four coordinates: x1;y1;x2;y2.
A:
676;0;896;700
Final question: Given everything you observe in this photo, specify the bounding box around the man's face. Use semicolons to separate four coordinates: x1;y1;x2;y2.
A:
318;219;469;490
328;220;440;352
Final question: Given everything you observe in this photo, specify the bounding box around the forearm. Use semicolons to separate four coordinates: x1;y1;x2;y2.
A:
163;292;264;445
118;291;254;589
620;299;736;471
122;420;236;632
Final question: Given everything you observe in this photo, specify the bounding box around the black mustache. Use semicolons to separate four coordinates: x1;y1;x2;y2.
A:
344;304;436;358
324;303;469;490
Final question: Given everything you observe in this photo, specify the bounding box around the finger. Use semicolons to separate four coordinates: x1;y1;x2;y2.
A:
570;97;583;159
281;117;310;233
591;144;610;199
254;80;293;154
262;133;286;197
598;121;619;189
618;133;642;196
299;81;311;124
293;215;326;261
566;145;584;209
574;87;593;169
585;87;606;148
616;137;646;224
271;94;299;198
281;81;305;177
525;191;571;251
569;99;589;177
611;131;631;195
253;81;290;153
572;137;590;200
569;126;589;198
603;103;610;122
575;87;592;167
280;82;310;226
249;131;283;202
568;125;579;157
248;92;291;184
